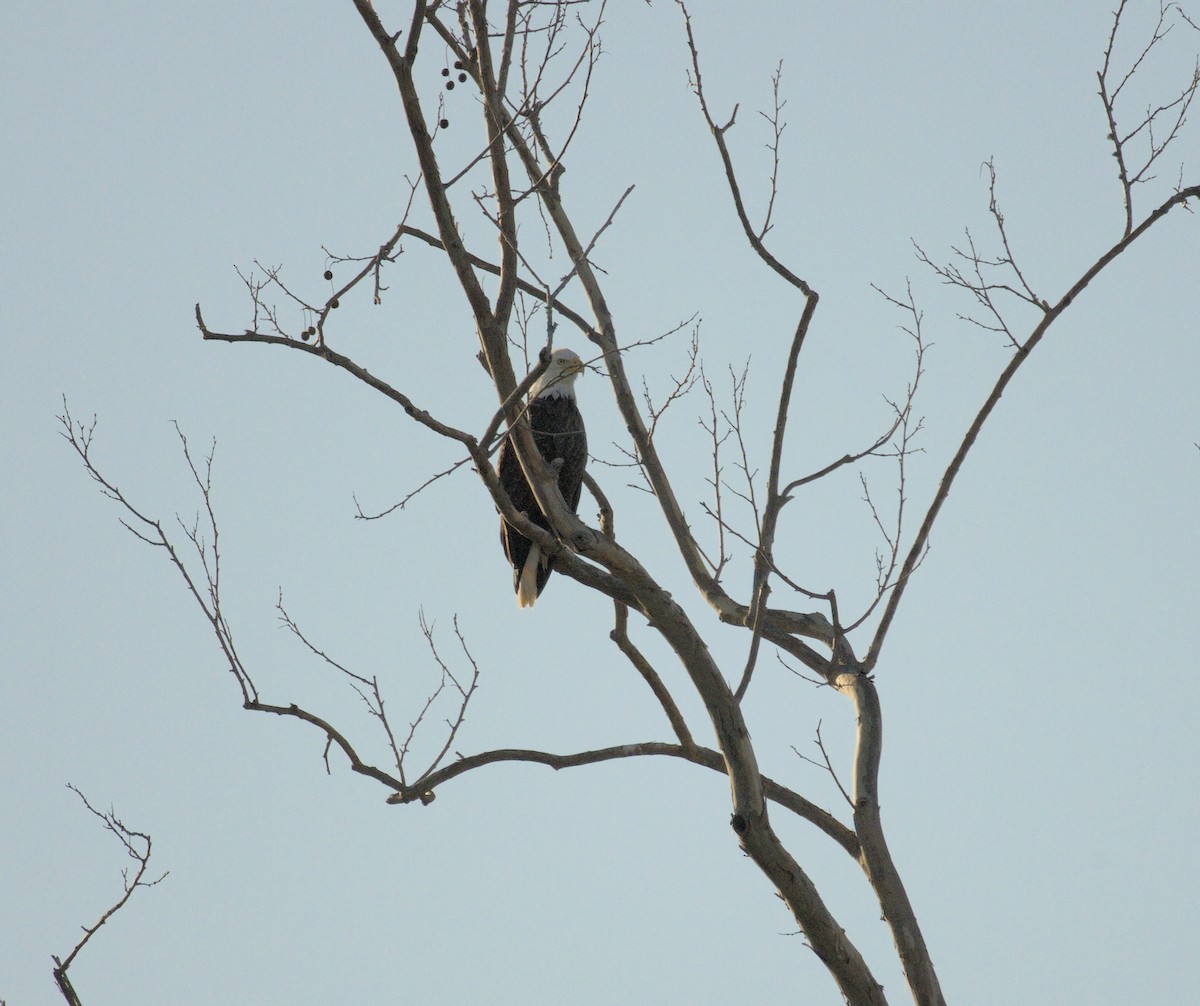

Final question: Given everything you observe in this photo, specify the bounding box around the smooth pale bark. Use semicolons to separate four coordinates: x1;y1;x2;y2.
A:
838;670;946;1006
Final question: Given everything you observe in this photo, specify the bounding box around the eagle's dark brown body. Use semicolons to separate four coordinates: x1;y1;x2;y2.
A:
497;356;587;607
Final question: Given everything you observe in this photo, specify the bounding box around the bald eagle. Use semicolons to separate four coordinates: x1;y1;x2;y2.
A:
498;349;588;607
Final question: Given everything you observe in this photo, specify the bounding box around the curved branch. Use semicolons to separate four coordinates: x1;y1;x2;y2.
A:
610;614;697;748
54;787;167;1006
676;0;814;297
248;698;405;790
385;740;860;858
197;305;482;449
736;296;819;701
836;670;945;1006
589;470;697;749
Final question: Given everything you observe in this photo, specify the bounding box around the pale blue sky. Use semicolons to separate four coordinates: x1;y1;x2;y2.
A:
3;2;1198;1003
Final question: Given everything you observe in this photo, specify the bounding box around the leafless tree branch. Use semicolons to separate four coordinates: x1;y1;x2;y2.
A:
871;179;1200;671
1100;0;1200;235
53;787;167;1006
386;739;859;857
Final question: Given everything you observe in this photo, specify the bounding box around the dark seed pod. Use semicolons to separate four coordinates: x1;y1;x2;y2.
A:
441;67;450;77
453;59;463;70
446;80;455;90
457;72;467;83
330;298;340;309
439;118;449;129
323;269;333;280
300;329;311;341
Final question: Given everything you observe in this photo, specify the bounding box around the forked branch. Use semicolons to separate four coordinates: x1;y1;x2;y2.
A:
53;787;167;1006
1100;0;1200;235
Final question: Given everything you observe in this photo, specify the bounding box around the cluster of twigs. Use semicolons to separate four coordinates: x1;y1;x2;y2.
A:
58;405;486;806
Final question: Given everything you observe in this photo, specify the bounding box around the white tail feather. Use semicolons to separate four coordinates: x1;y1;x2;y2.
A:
517;544;542;608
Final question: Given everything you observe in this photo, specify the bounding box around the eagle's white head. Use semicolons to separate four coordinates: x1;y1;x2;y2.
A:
531;348;585;399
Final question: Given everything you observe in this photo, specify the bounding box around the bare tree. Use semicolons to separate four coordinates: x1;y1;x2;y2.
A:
61;2;1198;1003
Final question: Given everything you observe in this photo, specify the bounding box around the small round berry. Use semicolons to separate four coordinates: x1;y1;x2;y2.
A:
457;72;467;83
439;118;449;129
323;269;333;280
330;298;340;309
300;329;311;341
453;59;463;70
441;67;450;77
445;80;455;90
